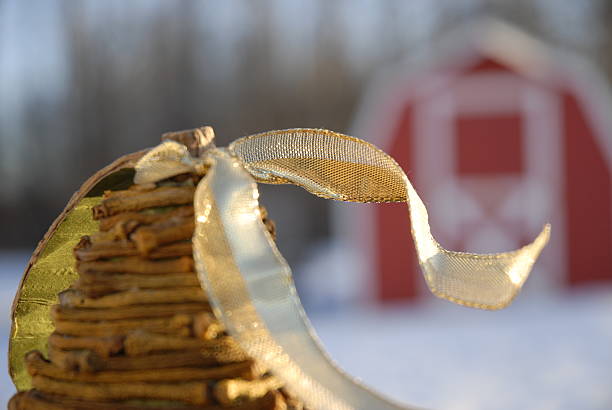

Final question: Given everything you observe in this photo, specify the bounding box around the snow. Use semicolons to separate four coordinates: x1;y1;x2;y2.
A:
309;290;612;409
1;251;611;409
0;251;29;406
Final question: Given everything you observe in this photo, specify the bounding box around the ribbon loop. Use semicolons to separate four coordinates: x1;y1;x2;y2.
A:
130;128;550;409
229;128;407;202
229;128;550;309
134;141;208;185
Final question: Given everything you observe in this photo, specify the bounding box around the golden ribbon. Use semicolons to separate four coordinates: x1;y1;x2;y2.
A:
134;128;550;409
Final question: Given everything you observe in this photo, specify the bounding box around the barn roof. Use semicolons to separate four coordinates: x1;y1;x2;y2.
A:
352;18;612;164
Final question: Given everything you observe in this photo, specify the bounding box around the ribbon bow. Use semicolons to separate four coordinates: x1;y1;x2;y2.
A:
135;128;550;410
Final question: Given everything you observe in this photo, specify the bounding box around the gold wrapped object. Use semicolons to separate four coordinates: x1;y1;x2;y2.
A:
10;153;144;392
9;131;292;409
10;126;549;410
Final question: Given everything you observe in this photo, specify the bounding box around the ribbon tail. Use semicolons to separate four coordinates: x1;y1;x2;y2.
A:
230;128;550;309
193;148;414;410
405;177;551;309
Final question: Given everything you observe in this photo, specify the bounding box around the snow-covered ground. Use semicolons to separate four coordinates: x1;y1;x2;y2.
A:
1;251;611;409
0;252;29;406
310;291;612;410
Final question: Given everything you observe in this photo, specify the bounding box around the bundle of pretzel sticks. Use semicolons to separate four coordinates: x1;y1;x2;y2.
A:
9;171;304;410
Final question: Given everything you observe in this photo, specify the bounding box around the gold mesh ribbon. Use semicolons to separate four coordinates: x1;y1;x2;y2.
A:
229;129;550;309
136;128;549;409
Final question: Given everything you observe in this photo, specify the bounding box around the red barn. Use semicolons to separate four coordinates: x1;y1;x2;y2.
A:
343;21;612;303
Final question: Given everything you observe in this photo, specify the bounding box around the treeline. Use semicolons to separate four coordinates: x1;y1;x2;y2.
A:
1;0;609;265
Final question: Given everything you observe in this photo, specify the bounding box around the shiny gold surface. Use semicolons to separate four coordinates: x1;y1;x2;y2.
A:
9;197;101;390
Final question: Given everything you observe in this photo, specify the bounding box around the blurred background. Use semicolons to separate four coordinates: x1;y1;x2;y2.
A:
1;1;611;409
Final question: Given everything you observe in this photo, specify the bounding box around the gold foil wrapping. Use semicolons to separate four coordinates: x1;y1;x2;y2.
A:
10;153;142;391
10;197;101;390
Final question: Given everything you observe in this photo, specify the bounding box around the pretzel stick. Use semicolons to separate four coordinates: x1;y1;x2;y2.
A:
47;333;123;357
73;272;200;297
214;376;284;406
124;331;247;363
77;256;193;274
76;240;193;262
77;219;194;260
104;350;218;371
193;312;224;340
89;218;140;242
46;345;222;373
91;202;190;242
263;392;289;410
59;287;206;309
147;241;194;259
46;348;105;372
27;351;256;382
74;237;135;261
92;186;195;218
199;336;250;363
53;313;193;337
31;375;208;405
98;185;194;208
11;389;285;410
77;270;198;285
73;283;201;299
52;302;209;322
102;188;153;199
98;206;194;231
130;216;194;255
123;330;203;356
